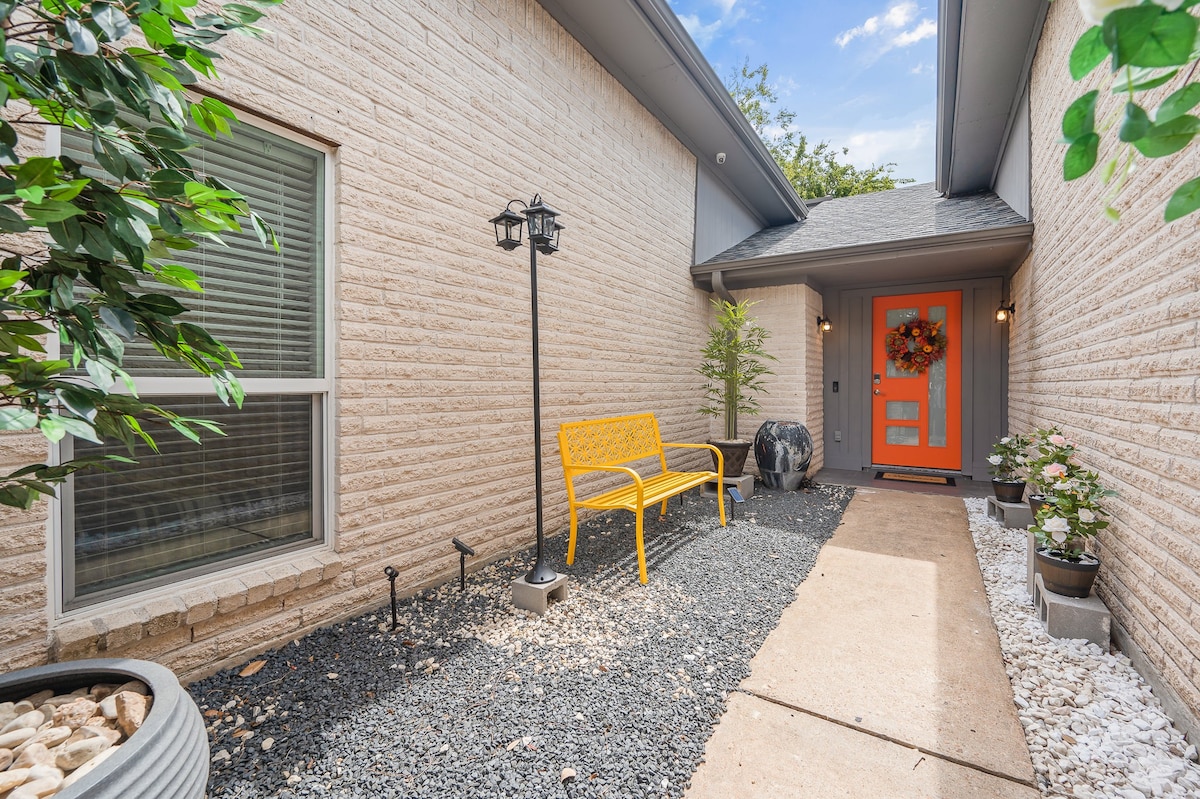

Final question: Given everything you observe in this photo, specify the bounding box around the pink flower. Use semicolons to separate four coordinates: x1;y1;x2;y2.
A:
1042;463;1069;479
1048;434;1067;446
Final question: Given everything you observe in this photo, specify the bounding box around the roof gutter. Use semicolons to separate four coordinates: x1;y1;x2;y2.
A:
692;223;1035;291
935;0;964;195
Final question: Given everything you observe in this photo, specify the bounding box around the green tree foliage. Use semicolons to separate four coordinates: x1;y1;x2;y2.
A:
727;61;914;200
698;298;776;442
0;0;282;509
1063;1;1200;222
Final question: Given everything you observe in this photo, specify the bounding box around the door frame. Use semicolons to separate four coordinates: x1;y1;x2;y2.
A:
821;276;1009;479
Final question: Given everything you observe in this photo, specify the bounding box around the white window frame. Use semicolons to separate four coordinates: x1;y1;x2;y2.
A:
46;112;337;617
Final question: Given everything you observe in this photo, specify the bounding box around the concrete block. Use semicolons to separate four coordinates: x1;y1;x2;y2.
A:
1034;573;1111;645
701;473;755;500
511;574;569;616
987;496;1034;529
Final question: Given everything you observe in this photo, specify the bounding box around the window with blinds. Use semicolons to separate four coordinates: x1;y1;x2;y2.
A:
60;120;328;607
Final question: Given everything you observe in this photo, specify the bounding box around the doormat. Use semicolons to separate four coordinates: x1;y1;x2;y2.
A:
875;471;956;486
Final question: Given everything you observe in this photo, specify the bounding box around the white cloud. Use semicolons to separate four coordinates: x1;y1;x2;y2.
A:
891;19;937;48
835;2;935;54
840;120;935;180
714;0;739;14
909;61;934;75
678;13;724;47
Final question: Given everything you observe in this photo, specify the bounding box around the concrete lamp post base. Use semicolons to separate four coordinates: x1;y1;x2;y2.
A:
512;573;569;615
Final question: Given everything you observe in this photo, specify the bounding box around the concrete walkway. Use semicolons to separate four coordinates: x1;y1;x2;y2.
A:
686;488;1040;798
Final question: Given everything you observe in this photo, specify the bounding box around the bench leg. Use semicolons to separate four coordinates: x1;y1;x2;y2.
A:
717;483;727;527
659;498;668;520
636;511;648;584
566;505;579;565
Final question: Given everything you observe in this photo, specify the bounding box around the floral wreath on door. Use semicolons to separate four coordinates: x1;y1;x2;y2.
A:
885;318;948;374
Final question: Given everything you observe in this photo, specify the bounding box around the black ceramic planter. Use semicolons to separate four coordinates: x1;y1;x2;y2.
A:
708;440;751;477
1035;548;1100;598
991;479;1026;503
1028;493;1047;515
0;658;208;799
753;421;813;491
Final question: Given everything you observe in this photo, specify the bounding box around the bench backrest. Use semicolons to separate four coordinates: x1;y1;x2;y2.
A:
558;413;665;470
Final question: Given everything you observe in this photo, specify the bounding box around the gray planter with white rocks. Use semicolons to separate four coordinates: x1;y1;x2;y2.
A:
0;658;207;799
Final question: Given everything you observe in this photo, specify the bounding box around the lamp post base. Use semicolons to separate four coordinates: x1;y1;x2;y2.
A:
524;557;558;585
511;573;569;615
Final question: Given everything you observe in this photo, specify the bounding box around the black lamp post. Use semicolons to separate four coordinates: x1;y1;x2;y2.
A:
488;195;564;585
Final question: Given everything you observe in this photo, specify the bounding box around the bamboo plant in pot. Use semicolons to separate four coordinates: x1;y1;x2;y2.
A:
1030;467;1116;598
698;298;776;478
987;433;1031;502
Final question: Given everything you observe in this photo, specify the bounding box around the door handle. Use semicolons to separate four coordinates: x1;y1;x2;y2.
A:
873;389;882;395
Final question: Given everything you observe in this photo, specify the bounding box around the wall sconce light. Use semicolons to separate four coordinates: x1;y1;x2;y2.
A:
816;315;832;333
995;302;1015;324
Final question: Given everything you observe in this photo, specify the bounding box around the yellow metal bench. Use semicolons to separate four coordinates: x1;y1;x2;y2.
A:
557;413;726;584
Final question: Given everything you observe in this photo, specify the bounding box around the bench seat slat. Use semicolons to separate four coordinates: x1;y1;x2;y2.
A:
575;470;717;512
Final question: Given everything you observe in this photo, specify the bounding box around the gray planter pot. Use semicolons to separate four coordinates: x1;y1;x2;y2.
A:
0;658;208;799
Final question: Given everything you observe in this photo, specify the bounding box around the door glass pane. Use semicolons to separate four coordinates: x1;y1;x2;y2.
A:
885;307;919;378
886;401;920;420
927;305;947;448
886;426;920;446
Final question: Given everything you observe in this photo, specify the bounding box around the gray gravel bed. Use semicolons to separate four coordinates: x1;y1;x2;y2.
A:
190;482;853;799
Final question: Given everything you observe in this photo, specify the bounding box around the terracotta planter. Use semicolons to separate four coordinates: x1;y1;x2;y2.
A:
708;440;751;478
991;479;1026;503
0;658;208;799
1035;547;1100;598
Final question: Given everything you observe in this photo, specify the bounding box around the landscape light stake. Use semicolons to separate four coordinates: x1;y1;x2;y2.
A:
452;537;475;591
488;195;564;585
383;566;399;631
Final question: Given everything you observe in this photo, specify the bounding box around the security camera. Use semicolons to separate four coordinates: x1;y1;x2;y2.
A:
716;152;726;165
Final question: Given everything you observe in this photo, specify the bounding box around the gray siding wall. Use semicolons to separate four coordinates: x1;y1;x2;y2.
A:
994;85;1032;220
694;163;765;263
821;276;1007;478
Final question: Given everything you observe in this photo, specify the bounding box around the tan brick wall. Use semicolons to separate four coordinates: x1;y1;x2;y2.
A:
0;0;715;679
719;285;825;476
1015;2;1200;720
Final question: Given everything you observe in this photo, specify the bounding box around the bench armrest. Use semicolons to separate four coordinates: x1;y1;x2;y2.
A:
661;442;723;474
565;463;645;485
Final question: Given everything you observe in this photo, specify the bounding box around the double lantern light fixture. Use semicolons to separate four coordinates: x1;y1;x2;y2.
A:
488;195;564;585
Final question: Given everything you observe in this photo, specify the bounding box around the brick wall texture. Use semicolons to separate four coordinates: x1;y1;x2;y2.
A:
726;285;825;475
0;0;735;679
1015;2;1200;719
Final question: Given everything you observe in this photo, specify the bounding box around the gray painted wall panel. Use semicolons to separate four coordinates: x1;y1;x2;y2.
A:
694;164;765;263
994;86;1031;220
821;276;1007;477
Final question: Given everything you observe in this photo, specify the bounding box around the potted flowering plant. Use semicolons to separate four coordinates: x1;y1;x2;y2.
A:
1026;427;1079;513
1031;468;1116;597
987;433;1031;502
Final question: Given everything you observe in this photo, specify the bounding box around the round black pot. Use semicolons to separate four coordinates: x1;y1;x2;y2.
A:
1035;548;1100;598
991;479;1026;503
708;440;751;477
753;421;813;491
0;658;208;799
1028;493;1047;515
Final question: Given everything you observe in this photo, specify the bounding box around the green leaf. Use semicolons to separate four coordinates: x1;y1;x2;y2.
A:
144;125;193;151
15;157;60;188
1062;91;1099;141
1119;102;1152;142
0;407;38;431
99;305;137;338
0;269;28;290
139;11;177;46
0;206;30;233
24;199;87;223
1070;26;1108;80
92;3;133;40
1103;5;1163;70
1064;133;1100;180
1155;83;1200;123
1164;176;1200;222
64;17;100;56
43;414;103;444
1126;11;1198;68
1133;115;1200;157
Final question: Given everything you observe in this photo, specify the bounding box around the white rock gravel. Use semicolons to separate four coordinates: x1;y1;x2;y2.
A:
965;498;1200;798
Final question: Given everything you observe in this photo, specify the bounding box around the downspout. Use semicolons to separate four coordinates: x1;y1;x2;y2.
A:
711;270;736;305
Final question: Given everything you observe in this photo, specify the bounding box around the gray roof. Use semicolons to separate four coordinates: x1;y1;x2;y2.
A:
704;183;1027;265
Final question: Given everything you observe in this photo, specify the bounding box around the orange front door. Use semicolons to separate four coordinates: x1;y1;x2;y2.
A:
871;291;962;470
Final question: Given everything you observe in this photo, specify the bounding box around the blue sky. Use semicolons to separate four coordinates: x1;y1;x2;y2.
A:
667;0;938;184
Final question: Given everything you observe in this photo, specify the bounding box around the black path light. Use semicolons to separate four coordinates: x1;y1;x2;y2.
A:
489;194;564;585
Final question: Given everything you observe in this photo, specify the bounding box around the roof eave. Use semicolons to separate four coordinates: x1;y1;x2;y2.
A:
691;223;1035;292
